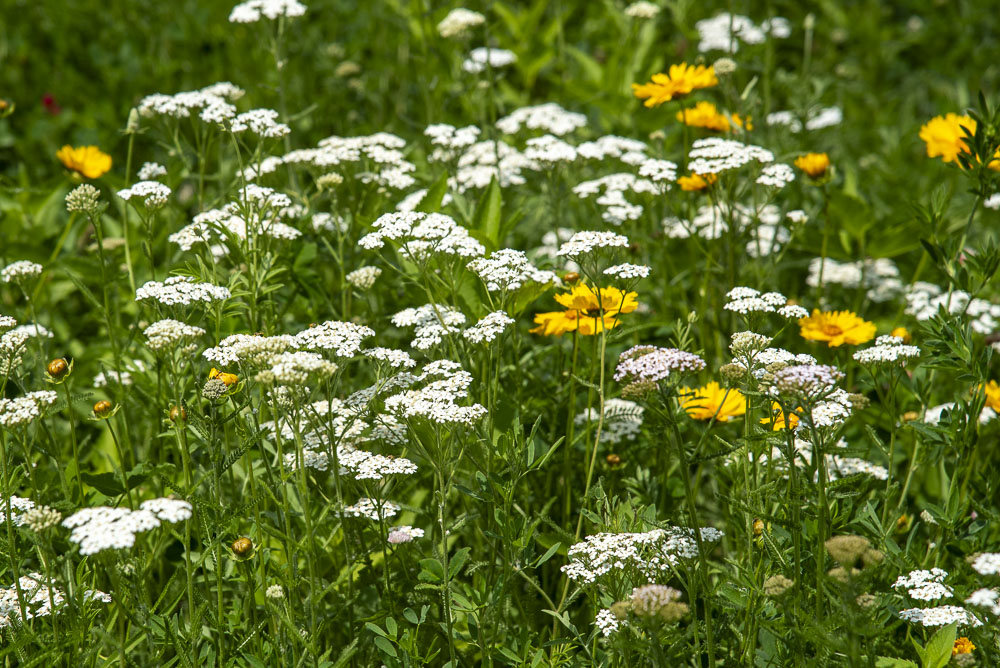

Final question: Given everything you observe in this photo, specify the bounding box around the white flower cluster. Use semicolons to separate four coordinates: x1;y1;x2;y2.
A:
463;311;515;344
966;588;1000;616
283;132;416;190
767;106;843;133
437;8;485;38
664;204;792;256
392;304;467;350
1;260;42;284
562;526;724;584
603;263;650;280
971;553;1000;576
0;315;14;331
631;584;683;617
594;608;621;637
387;525;425;544
345;266;381;290
898;605;982;628
0;573;110;629
575;398;644;445
363;347;417;369
523;134;578;165
638;158;679;186
169;202;302;252
136;276;231;306
229;108;290;138
384;360;486;425
94;364;143;388
576;136;648;164
906;282;1000;334
496;103;587;136
724;287;805;318
986;193;1000;210
137;162;167;180
144;319;206;353
624;1;660;19
806;257;903;303
203;333;296;366
137;82;244;120
922;402;997;426
686;137;774;175
0;391;57;429
255;351;338;385
573;174;657;225
0;329;28;375
893;569;953;601
229;0;306;23
462;47;517;74
756;163;795;188
770;364;845;398
294;320;374;358
450;139;532;193
556;231;630;258
1;496;35;526
425;123;481;161
340;448;418;481
696;13;791;53
467;249;556;292
852;335;920;366
359;211;485;260
614;345;706;384
343;497;400;521
62;499;192;555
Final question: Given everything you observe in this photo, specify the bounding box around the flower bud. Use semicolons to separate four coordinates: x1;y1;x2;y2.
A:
232;537;254;559
563;272;580;284
93;400;114;419
169;405;187;423
126;108;141;134
46;358;71;382
752;518;765;536
606;453;622;467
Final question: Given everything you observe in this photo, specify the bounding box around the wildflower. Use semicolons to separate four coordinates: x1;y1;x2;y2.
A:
794;152;831;179
1;260;42;285
594;609;621;636
603;263;651;280
825;535;872;567
343;497;400;521
136;276;231;306
1;496;35;526
496;103;587;136
23;505;61;533
209;368;239;387
757;163;795;188
266;584;285;600
891;326;911;342
852;335;920;365
799;310;876;347
898;605;981;628
630;585;686;620
137;162;167;180
679;382;746;421
713;57;737;75
462;47;517;74
65;183;102;214
530;285;638;336
763;574;794;597
229;0;307;23
62;500;192;555
614;345;706;385
144;319;206;353
676;101;749;132
696;13;790;53
687;137;773;174
760;402;800;431
57;145;112;179
677;173;716;191
953;638;975;656
919;113;975;164
467;249;556;293
464;311;515;344
436;8;485;38
624;1;660;19
0;392;58;428
255;351;338;386
229;108;290;138
118;181;172;209
632;63;718;107
387;526;425;544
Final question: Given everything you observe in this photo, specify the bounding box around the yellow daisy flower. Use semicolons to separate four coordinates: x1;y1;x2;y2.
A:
530;285;638;336
919;113;975;164
952;637;975;655
57;145;113;179
982;380;1000;412
679;382;746;422
760;402;801;431
794;152;831;179
890;326;911;343
798;310;876;347
676;101;751;133
677;173;717;191
632;63;718;108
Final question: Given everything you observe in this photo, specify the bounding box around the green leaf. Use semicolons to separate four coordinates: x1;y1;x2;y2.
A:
372;635;397;658
415;170;449;213
80;471;124;497
875;659;918;668
473;178;502;249
922;622;957;668
448;547;470;579
534;542;561;567
418;558;443;583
